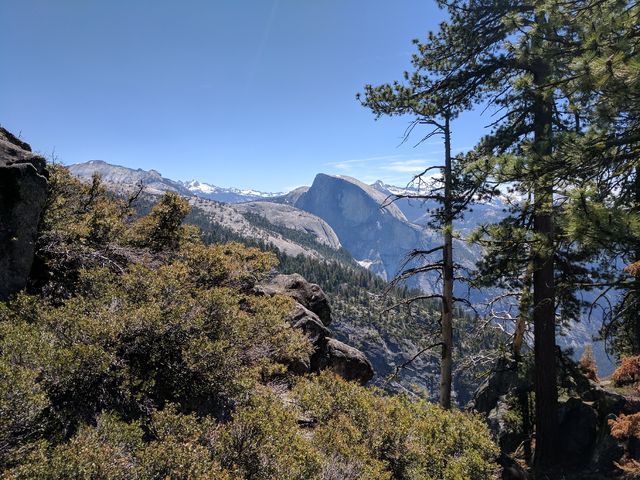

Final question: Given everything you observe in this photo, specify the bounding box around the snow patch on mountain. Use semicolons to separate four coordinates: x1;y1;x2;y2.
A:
184;180;284;200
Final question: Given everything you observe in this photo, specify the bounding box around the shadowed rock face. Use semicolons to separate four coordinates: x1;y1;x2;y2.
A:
285;303;331;346
0;128;48;300
295;174;422;281
256;273;332;326
311;338;374;385
256;273;374;384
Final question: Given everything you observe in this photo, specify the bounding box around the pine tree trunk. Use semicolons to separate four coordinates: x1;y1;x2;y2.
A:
513;264;532;359
440;114;454;410
532;189;557;469
633;168;640;353
531;19;559;468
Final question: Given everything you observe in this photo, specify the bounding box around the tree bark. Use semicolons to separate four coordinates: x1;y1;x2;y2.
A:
633;168;640;353
531;18;559;468
532;188;557;470
513;264;532;359
440;113;454;410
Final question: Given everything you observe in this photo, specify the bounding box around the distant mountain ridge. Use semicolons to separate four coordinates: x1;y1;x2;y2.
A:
68;160;285;204
67;160;497;286
184;180;285;203
68;160;344;260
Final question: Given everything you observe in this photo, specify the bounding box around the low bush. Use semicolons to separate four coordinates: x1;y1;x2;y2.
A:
611;356;640;387
293;372;500;480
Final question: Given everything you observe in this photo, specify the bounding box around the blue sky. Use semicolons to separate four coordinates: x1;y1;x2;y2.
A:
1;0;485;192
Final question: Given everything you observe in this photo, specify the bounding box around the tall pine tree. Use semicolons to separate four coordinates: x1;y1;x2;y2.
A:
378;0;592;468
359;51;488;409
560;0;640;356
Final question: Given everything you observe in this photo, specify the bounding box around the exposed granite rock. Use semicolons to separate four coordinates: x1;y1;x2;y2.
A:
486;395;526;454
295;174;420;281
255;273;332;326
257;273;374;384
232;201;342;250
472;355;640;478
0;128;48;300
285;303;331;346
311;338;374;385
468;357;525;414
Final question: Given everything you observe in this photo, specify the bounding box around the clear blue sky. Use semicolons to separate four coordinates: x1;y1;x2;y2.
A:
1;0;485;192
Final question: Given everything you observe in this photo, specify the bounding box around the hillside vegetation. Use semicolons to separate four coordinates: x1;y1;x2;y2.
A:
187;194;496;402
0;166;499;479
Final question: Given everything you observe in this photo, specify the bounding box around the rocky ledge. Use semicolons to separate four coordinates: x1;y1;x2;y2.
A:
256;273;374;384
0;128;48;300
470;355;640;479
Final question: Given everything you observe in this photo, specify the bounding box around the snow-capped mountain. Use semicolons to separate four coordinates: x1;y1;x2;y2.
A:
67;161;284;204
183;180;284;203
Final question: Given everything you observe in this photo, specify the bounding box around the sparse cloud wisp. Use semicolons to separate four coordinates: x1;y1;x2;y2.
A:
325;154;441;186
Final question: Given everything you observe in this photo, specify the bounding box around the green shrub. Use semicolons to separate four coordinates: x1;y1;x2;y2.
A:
4;410;232;480
217;391;322;480
293;372;500;480
40;167;128;248
126;191;193;252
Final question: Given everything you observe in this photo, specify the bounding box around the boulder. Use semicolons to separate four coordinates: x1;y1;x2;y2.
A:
312;338;374;384
285;303;331;346
469;357;523;414
256;273;332;325
0;128;48;300
557;397;598;467
486;395;526;454
257;273;374;384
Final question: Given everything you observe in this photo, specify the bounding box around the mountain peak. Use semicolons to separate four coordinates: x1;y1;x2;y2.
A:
68;160;284;204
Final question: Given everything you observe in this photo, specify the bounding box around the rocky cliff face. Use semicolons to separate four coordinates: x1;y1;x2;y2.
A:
0;128;48;300
295;174;423;281
255;273;374;384
232;201;342;250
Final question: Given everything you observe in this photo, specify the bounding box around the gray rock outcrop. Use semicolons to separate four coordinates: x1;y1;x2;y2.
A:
0;128;48;300
256;273;332;326
468;357;526;414
311;338;374;384
295;174;421;281
232;201;342;250
256;273;374;384
285;303;331;346
471;355;640;477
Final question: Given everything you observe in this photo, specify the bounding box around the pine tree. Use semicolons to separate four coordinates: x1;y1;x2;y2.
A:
383;0;595;468
560;0;640;357
359;49;489;408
